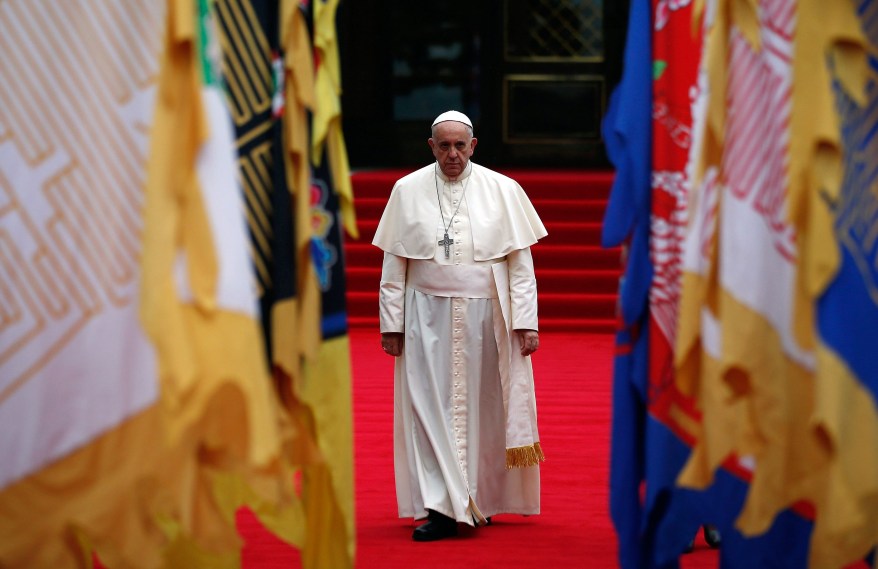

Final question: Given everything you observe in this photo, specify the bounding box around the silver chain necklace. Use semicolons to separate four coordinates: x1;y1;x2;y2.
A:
434;164;471;258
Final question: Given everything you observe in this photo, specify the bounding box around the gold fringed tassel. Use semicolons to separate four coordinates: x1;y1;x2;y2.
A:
505;442;545;469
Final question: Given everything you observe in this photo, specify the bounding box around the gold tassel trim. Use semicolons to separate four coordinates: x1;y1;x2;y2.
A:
505;442;545;469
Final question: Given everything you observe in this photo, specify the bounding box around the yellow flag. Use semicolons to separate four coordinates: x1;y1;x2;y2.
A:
675;0;838;539
0;1;301;566
311;0;358;239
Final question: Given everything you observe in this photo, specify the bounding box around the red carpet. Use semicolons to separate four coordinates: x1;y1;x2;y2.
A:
345;169;621;333
235;169;722;566
237;329;721;568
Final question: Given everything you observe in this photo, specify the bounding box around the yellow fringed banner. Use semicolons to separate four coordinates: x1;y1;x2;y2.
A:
505;442;545;469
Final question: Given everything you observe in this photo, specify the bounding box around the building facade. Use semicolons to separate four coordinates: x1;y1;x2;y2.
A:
338;0;627;169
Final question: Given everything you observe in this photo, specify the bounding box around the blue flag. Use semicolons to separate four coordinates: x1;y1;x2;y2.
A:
601;0;653;331
602;1;654;567
603;2;816;567
813;0;878;563
819;0;878;443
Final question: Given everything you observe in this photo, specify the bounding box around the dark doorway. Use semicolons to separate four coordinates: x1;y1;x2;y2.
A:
337;0;627;170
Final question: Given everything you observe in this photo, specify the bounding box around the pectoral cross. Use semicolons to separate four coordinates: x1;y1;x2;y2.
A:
438;232;454;258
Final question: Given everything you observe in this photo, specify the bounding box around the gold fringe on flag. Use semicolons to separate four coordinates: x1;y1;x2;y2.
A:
505;442;545;469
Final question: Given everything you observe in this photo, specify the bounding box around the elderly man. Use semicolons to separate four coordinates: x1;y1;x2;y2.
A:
372;110;547;541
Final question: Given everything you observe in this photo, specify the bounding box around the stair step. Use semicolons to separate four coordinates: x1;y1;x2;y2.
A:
499;170;615;200
345;290;617;320
351;170;614;201
344;243;622;268
535;245;622;269
349;219;606;246
537;318;616;333
347;227;378;244
535;268;620;294
344;242;384;267
537;292;618;320
541;221;603;243
346;266;381;290
347;265;620;294
532;198;609;222
352;199;609;231
344;266;621;294
346;315;616;333
352;196;390;219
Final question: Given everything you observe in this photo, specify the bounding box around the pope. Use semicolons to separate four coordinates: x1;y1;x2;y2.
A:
372;110;548;541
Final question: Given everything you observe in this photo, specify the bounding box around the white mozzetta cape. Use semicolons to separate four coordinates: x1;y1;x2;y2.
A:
372;162;547;260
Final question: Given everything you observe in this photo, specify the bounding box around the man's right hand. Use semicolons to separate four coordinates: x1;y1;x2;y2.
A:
381;332;404;357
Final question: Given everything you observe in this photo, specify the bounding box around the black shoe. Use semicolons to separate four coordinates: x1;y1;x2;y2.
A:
412;510;458;542
703;525;721;549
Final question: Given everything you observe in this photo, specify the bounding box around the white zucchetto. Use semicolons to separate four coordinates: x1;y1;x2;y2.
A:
431;110;473;128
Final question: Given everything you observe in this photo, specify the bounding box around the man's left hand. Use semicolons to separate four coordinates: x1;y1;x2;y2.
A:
515;329;539;356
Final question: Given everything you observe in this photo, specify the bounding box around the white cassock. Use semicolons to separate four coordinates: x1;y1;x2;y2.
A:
372;161;548;526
